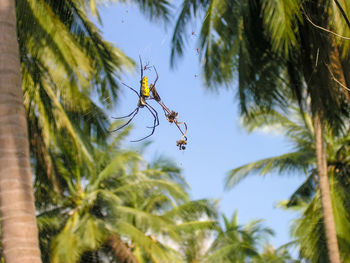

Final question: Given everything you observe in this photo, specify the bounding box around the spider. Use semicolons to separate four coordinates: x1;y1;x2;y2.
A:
110;57;160;142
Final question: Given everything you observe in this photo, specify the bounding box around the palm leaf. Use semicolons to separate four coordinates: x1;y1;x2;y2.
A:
225;151;313;189
261;0;302;56
170;0;208;66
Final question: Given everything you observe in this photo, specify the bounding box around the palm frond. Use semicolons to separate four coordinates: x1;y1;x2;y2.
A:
91;151;141;189
331;0;350;56
170;0;208;66
114;178;189;204
225;151;313;190
286;174;315;207
173;220;218;232
148;155;188;189
164;199;218;220
261;0;302;56
116;222;183;263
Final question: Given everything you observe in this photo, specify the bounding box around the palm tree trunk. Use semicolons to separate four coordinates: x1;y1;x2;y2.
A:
313;112;341;263
107;235;139;263
0;0;41;262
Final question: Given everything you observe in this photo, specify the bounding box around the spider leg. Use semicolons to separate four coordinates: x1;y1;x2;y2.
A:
112;83;140;119
122;83;141;98
111;108;138;119
139;55;143;80
146;103;159;129
145;102;160;128
109;107;140;132
152;66;159;86
130;109;157;142
130;128;155;142
130;103;159;142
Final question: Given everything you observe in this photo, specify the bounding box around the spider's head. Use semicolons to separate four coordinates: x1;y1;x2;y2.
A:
138;97;146;107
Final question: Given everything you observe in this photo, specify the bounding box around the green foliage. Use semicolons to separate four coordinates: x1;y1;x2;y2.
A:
171;2;350;259
261;0;302;57
226;105;350;262
17;0;174;211
288;137;350;262
16;0;134;208
170;0;208;67
226;106;314;189
171;0;350;122
35;130;218;262
17;1;302;262
204;211;275;263
254;243;300;263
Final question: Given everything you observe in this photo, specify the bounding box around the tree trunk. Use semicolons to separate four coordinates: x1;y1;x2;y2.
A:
313;112;341;263
0;1;42;262
107;235;139;263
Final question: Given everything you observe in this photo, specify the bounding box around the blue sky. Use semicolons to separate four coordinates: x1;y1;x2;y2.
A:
97;2;305;249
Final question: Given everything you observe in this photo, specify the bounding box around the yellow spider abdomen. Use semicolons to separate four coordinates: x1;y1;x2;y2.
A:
141;76;150;97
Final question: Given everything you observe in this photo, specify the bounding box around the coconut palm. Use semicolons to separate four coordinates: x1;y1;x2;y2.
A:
0;1;41;262
254;243;299;263
179;230;210;263
225;106;350;262
225;106;315;189
204;211;274;263
288;178;350;263
36;130;217;263
287;127;350;262
171;1;350;261
18;0;167;207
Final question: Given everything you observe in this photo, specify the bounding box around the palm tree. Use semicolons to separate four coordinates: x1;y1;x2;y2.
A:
18;0;172;209
37;130;217;263
254;243;299;263
171;1;350;262
0;1;41;262
19;0;174;205
225;106;350;262
204;211;274;263
179;230;210;263
18;0;134;205
225;106;315;189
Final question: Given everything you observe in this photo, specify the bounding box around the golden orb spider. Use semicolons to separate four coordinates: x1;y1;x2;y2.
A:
110;57;160;142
